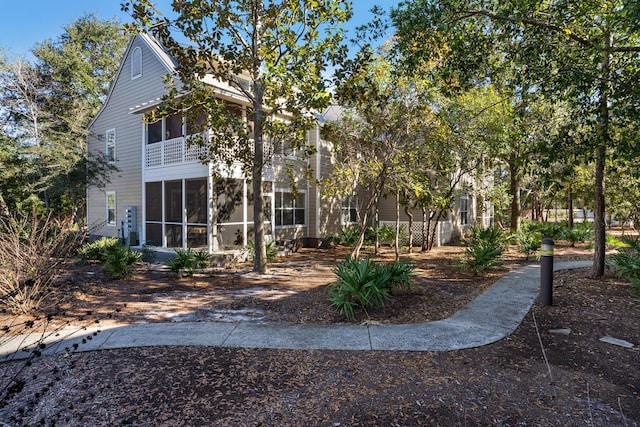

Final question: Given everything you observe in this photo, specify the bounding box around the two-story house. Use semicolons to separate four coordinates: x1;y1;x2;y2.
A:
86;33;487;253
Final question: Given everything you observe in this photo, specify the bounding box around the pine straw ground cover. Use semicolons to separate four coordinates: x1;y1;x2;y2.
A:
0;242;639;426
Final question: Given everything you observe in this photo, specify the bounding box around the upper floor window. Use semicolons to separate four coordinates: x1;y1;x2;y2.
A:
131;46;142;80
275;190;305;227
106;128;116;162
146;112;184;144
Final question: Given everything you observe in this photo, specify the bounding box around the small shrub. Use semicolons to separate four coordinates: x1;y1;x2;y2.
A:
522;220;568;240
563;222;594;246
606;234;627;250
0;213;83;314
193;249;211;269
334;226;362;245
608;238;640;294
377;224;408;246
166;248;196;274
514;230;542;260
105;245;142;279
247;240;279;263
76;236;120;264
460;225;505;275
166;248;212;275
328;257;415;320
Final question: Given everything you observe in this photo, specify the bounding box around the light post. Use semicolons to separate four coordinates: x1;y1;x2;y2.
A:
540;238;554;306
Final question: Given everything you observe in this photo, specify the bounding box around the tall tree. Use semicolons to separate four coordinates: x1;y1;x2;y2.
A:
0;15;126;219
323;48;436;259
123;0;351;273
392;0;640;278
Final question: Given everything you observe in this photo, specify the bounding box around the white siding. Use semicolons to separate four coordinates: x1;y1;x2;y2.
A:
87;35;175;239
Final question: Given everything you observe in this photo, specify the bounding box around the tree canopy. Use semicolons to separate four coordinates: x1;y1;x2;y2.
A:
122;0;351;273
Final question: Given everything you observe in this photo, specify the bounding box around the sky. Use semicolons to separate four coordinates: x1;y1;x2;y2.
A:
0;0;402;59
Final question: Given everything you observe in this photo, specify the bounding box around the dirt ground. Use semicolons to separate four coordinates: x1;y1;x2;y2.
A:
0;242;639;426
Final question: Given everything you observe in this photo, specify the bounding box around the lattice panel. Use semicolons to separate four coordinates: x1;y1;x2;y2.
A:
164;138;183;165
145;143;162;167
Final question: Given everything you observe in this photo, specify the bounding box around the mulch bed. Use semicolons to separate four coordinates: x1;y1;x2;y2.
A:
0;242;639;426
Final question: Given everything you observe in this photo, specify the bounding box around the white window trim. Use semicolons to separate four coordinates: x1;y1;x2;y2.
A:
131;46;142;80
274;189;306;228
341;195;358;225
106;128;116;162
106;191;116;227
460;194;469;226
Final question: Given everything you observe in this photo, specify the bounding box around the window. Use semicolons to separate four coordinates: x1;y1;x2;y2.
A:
146;112;184;144
275;191;305;227
341;195;358;224
147;118;163;144
460;194;469;226
106;128;116;162
165;112;183;140
131;46;142;79
106;191;116;226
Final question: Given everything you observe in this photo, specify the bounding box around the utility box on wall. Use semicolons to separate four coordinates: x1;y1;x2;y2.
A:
123;206;138;246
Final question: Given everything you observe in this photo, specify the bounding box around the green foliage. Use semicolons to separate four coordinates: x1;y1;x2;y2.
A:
123;0;351;273
334;226;362;246
0;14;125;219
606;234;628;250
166;248;211;275
104;245;142;279
377;224;408;245
563;222;594;246
77;237;141;279
248;240;279;263
76;236;120;264
329;257;415;320
521;220;567;241
460;225;505;275
513;230;542;260
608;238;640;294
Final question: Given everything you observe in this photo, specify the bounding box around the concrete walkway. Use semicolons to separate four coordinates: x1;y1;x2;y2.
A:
0;261;591;360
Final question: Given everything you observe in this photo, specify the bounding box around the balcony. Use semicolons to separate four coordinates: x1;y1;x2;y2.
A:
145;135;208;168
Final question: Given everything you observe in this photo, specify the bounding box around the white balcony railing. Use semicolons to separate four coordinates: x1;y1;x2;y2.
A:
145;135;208;168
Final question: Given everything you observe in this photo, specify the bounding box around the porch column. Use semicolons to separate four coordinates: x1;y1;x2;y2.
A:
208;165;219;253
243;179;248;246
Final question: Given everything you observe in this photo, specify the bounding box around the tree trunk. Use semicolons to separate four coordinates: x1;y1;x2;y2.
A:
394;189;400;261
567;182;574;230
251;1;267;274
509;159;521;232
421;208;428;251
405;205;413;253
591;32;611;279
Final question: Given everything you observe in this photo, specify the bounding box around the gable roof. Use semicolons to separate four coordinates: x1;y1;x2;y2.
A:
87;33;179;129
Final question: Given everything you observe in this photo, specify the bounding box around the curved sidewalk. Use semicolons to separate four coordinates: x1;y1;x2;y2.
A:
0;261;591;360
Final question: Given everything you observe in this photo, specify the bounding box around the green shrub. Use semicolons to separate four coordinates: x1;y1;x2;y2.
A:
377;224;408;245
247;240;279;263
76;236;120;264
608;238;640;294
166;248;211;275
460;225;505;275
334;226;362;245
104;245;142;279
522;220;568;240
606;234;627;250
328;257;416;320
514;230;542;260
563;222;594;246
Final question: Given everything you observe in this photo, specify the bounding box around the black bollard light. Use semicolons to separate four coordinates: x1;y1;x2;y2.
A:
540;238;554;306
